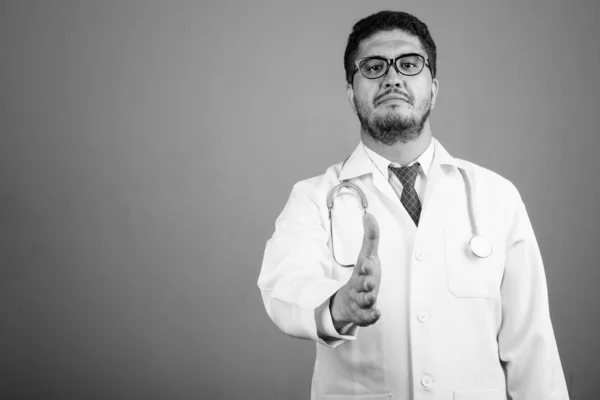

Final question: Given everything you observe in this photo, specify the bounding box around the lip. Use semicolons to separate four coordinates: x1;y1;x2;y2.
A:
376;95;409;106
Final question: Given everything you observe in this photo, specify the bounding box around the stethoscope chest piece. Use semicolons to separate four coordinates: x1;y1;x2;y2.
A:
469;234;493;259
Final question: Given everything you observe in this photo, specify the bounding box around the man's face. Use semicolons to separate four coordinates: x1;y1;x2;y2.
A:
347;29;439;145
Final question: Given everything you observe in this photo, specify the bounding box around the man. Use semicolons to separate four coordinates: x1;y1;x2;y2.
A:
258;10;568;400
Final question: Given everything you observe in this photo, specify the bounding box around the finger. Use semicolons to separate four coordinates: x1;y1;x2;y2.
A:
356;291;376;308
358;213;380;260
360;261;374;276
369;308;381;323
359;275;375;292
356;292;368;308
357;308;381;327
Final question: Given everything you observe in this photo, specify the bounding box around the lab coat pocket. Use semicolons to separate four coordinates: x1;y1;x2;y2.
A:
444;225;504;298
454;388;506;400
323;394;392;400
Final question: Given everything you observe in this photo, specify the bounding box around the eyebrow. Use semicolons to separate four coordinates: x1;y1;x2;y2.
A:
361;52;426;58
357;53;427;62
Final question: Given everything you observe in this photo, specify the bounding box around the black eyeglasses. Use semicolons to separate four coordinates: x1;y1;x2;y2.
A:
353;53;431;79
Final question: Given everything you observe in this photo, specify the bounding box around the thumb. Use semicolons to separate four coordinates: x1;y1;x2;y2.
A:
359;213;380;260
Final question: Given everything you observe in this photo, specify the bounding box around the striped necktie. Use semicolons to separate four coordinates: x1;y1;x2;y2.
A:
389;163;422;226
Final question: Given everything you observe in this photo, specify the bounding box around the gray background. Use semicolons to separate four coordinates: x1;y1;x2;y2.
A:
1;0;598;399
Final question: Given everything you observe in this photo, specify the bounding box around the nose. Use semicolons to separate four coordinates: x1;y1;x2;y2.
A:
382;64;405;88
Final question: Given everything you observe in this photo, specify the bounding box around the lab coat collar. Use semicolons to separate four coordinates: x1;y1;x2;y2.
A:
365;138;435;179
339;137;458;181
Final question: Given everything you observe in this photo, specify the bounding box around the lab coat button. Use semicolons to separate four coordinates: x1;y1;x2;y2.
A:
417;312;430;323
415;250;427;260
421;375;434;388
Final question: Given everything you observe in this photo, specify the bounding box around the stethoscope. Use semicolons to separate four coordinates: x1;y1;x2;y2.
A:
326;168;493;267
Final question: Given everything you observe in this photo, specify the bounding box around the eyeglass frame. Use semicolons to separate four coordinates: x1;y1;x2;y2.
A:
353;53;432;80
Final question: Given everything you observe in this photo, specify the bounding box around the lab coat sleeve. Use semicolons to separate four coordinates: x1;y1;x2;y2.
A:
257;181;358;348
497;183;569;399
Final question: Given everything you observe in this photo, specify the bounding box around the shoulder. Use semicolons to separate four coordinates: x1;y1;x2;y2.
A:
291;160;345;198
455;158;516;189
276;160;345;218
454;157;522;206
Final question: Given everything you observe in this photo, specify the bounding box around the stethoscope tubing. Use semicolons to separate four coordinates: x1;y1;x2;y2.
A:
327;167;492;265
327;181;368;268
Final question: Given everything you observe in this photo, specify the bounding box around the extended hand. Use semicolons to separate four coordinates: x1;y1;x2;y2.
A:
330;213;381;330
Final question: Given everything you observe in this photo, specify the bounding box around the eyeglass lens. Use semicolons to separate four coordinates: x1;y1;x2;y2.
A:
359;55;425;79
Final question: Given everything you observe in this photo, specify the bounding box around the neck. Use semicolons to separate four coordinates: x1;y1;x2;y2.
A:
361;121;433;166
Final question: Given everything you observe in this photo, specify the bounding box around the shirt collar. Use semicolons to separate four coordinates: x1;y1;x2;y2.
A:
364;137;435;179
339;137;458;181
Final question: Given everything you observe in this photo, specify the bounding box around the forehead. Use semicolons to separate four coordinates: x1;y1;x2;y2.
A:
357;29;425;58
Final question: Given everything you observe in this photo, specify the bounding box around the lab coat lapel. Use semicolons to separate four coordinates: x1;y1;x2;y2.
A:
339;142;404;207
420;140;459;227
339;139;461;227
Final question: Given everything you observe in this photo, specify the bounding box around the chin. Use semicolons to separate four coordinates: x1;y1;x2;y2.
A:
379;108;413;121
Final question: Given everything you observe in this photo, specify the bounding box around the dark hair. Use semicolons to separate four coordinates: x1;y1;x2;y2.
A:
344;10;437;84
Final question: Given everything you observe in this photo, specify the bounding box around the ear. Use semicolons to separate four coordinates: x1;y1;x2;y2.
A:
346;83;358;115
429;78;439;110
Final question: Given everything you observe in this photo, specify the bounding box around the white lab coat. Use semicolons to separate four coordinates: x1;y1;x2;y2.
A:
258;139;569;400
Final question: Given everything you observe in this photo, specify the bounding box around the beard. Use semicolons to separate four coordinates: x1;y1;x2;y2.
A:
355;98;431;146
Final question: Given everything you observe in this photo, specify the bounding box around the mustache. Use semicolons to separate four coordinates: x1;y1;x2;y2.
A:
373;89;412;106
